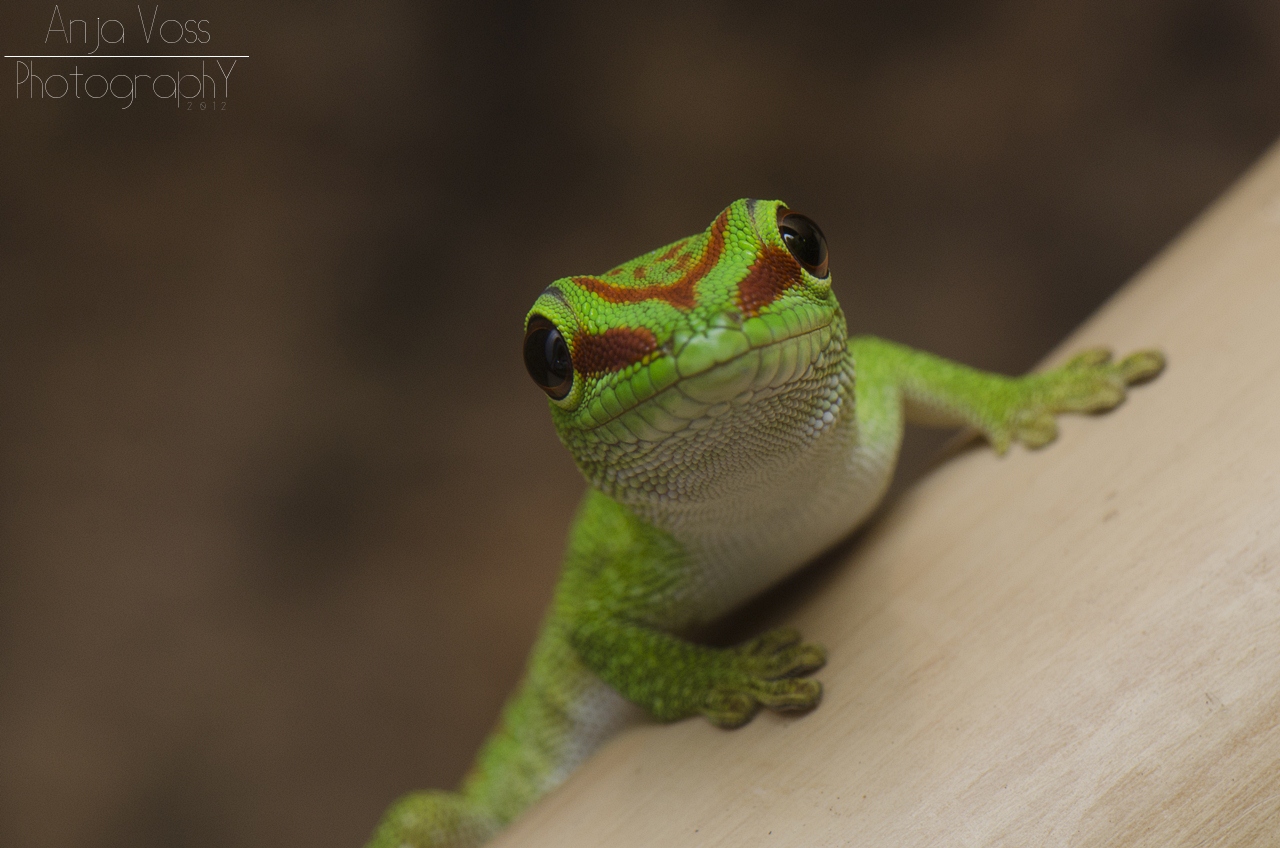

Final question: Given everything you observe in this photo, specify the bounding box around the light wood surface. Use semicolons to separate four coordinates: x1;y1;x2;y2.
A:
492;141;1280;848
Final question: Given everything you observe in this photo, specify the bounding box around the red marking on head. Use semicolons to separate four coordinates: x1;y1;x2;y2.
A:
633;266;646;280
657;239;689;262
608;268;622;276
573;213;728;311
573;327;659;375
737;245;803;316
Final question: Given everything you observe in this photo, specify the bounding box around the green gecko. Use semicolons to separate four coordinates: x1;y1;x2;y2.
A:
367;199;1163;848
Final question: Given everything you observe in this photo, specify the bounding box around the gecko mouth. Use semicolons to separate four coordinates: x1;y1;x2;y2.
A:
578;306;839;443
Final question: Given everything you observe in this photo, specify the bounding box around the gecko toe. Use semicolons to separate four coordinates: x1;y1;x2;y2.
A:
1117;349;1166;384
1065;348;1113;369
752;677;823;713
738;631;827;679
704;686;760;728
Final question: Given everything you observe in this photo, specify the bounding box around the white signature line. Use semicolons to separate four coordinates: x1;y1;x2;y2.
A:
4;54;249;58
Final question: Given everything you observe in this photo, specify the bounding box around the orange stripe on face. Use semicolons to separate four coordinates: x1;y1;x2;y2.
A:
657;238;690;262
737;245;803;316
573;327;659;375
573;213;729;311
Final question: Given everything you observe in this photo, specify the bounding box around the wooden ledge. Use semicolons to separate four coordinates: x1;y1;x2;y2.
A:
493;140;1280;847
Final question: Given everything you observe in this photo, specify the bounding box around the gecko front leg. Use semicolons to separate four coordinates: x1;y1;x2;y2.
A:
850;336;1165;453
568;618;825;728
555;490;825;729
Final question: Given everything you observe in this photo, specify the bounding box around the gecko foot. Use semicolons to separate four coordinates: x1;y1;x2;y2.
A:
702;627;827;728
998;348;1166;452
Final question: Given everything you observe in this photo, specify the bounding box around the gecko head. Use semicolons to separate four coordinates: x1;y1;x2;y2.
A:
523;199;851;505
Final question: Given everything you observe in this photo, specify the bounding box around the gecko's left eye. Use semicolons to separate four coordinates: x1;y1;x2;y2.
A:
777;209;829;279
524;315;574;400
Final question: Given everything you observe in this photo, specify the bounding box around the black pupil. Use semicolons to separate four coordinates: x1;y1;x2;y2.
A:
523;317;573;398
778;212;829;277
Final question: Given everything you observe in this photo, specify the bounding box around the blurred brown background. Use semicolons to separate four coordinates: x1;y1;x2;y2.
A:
1;1;1278;846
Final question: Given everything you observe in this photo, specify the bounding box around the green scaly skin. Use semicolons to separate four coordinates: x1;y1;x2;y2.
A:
367;199;1164;847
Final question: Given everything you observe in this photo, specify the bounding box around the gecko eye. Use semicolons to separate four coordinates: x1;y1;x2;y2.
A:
777;209;829;279
524;315;574;399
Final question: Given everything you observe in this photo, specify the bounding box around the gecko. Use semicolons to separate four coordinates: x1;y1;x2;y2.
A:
366;198;1164;847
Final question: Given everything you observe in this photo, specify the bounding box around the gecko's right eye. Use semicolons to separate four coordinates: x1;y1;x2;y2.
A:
777;209;830;279
524;315;574;399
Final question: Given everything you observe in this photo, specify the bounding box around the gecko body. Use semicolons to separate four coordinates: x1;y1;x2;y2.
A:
368;199;1163;847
